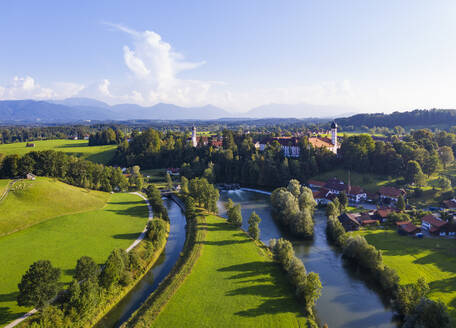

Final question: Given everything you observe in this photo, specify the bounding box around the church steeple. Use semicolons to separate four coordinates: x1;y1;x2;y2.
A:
192;125;197;147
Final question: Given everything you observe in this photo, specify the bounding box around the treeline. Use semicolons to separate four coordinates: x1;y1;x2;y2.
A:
145;185;169;220
269;238;322;314
336;109;456;129
88;128;125;146
340;130;455;183
0;150;135;192
112;128;337;188
17;219;168;327
270;180;316;238
326;202;451;327
180;176;219;213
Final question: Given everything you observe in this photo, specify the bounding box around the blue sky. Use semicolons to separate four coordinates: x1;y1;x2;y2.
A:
1;1;456;114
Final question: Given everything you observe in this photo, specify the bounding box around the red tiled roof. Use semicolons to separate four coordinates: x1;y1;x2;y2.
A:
422;214;447;228
361;219;379;225
398;222;419;233
376;208;393;218
308;179;326;187
308;137;334;149
379;186;405;198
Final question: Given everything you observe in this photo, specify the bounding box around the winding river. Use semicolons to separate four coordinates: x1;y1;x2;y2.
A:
218;189;400;328
95;198;187;328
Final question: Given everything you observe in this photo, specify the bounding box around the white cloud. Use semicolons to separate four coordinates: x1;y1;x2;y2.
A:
0;76;84;101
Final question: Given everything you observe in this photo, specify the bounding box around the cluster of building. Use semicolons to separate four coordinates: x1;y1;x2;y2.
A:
308;177;406;205
254;121;340;156
190;126;223;148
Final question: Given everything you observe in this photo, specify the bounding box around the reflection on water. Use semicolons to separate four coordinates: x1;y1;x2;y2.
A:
219;190;399;328
95;199;187;328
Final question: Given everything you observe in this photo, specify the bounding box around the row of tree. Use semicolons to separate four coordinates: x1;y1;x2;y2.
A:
269;238;322;313
88;128;125;146
17;219;168;327
270;180;317;238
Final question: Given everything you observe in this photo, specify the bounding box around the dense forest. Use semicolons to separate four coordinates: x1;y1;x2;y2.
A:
336;109;456;129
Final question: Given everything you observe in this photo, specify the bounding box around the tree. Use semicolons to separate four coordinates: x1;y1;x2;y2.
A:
397;195;406;211
17;260;61;308
228;204;243;226
287;179;301;198
439;146;454;169
74;256;98;282
326;200;340;218
248;211;261;240
180;176;189;194
166;172;173;190
99;249;127;289
405;160;426;186
438;176;452;191
38;305;65;328
303;272;322;311
338;192;348;212
395;277;430;316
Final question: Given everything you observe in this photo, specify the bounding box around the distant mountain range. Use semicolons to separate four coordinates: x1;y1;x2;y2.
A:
0;97;355;123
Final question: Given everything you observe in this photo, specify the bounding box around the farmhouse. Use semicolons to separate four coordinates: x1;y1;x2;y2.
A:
308;179;326;189
373;207;394;222
26;173;36;180
378;186;406;203
421;214;447;235
347;185;367;203
396;221;420;235
338;213;361;231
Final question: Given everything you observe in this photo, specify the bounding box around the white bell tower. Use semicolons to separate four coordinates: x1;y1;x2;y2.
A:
331;121;338;152
192;125;197;147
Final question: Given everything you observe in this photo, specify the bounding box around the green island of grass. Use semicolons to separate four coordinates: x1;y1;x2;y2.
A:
0;139;117;164
0;177;109;236
152;214;315;328
0;190;149;326
355;229;456;321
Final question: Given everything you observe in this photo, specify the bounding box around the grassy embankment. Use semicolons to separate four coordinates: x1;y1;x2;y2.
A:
355;229;456;321
0;185;149;326
134;213;315;328
0;139;117;164
0;177;108;236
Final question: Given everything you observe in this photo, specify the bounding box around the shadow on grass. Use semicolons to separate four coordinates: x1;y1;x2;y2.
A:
0;306;24;326
218;261;305;317
198;239;250;246
106;205;149;218
112;232;142;240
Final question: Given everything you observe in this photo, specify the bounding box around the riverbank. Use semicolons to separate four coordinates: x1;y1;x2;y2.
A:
148;213;317;328
121;211;206;328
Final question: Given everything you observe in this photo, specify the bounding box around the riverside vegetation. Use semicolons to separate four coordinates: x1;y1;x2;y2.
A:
325;199;451;328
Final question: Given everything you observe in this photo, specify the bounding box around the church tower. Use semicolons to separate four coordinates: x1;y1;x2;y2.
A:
192;125;197;147
331;121;338;153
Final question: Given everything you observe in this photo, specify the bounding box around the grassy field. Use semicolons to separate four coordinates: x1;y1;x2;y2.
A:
0;192;149;326
0;179;11;195
0;177;108;236
0;139;117;164
355;229;456;321
310;168;398;193
153;214;313;327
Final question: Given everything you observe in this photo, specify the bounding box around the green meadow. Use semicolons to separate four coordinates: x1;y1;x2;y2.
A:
0;177;108;236
0;139;117;164
356;229;456;321
0;192;149;326
153;214;314;328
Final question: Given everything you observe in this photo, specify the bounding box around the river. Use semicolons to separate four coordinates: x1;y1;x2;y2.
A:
218;189;399;328
95;198;187;328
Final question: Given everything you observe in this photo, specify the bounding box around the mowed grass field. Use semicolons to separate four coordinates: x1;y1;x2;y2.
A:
355;230;456;321
0;192;149;326
310;168;398;193
0;139;117;164
0;178;108;236
153;214;313;328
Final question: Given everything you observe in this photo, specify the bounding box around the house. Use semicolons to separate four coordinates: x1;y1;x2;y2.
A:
324;178;346;194
347;185;367;203
338;213;361;231
441;224;456;237
166;168;180;176
308;121;339;154
357;212;380;226
26;173;36;180
378;186;406;203
308;179;326;189
313;188;331;205
25;143;35;147
396;221;420;235
421;214;447;235
374;208;394;222
442;199;456;210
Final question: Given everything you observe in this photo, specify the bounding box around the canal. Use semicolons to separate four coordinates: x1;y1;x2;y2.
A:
218;189;399;328
95;198;187;328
